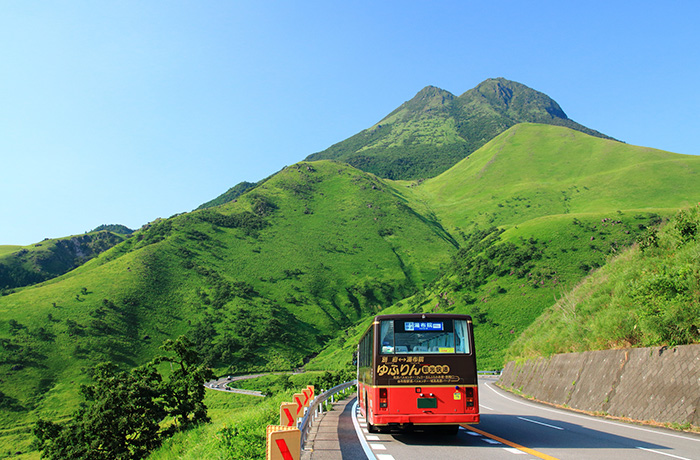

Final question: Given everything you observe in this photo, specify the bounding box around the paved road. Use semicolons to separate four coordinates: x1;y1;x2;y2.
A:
319;377;700;460
204;373;267;397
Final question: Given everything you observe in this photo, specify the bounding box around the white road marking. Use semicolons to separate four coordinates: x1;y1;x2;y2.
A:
483;438;502;445
518;416;565;430
351;400;377;460
466;431;482;436
376;455;395;460
636;447;693;460
366;435;380;441
504;447;528;455
370;443;387;450
480;404;494;411
483;382;700;443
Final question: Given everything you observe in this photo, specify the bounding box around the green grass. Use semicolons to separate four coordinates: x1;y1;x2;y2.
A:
412;123;700;232
147;390;278;460
0;246;22;257
506;205;700;358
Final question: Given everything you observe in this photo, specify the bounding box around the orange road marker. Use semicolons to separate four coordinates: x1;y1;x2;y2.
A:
461;425;560;460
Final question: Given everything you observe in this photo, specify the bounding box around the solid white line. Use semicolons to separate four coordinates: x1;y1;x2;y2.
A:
483;382;700;443
636;447;693;460
518;416;565;430
480;404;494;411
351;400;377;460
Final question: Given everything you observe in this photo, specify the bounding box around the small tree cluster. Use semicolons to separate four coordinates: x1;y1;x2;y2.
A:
34;336;214;460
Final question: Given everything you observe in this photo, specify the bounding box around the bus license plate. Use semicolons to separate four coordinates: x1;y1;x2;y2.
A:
417;397;437;409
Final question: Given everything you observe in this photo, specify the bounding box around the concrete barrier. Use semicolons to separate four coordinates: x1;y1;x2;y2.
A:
499;344;700;426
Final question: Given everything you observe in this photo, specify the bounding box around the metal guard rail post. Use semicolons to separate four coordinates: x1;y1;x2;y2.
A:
298;379;357;451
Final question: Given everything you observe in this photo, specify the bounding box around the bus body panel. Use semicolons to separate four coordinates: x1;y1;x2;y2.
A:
359;383;479;426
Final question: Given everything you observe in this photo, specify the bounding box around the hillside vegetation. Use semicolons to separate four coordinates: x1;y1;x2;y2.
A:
306;78;611;180
0;161;455;456
507;205;700;358
3;122;700;457
310;123;700;370
0;231;127;292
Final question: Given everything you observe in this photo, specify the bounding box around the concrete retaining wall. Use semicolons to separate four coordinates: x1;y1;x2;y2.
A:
498;344;700;426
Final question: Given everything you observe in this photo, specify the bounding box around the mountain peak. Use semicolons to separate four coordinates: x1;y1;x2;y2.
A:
388;85;455;117
461;77;569;121
306;78;612;180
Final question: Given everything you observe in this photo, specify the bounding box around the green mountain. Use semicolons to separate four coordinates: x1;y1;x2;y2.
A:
306;78;612;180
0;231;128;292
3;121;700;456
90;224;134;235
196;181;258;210
309;123;700;371
0;161;456;454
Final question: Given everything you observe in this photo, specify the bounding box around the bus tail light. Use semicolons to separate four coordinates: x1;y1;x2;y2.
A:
379;388;388;409
465;387;474;407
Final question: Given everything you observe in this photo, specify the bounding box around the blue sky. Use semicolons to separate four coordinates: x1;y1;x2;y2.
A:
1;1;698;245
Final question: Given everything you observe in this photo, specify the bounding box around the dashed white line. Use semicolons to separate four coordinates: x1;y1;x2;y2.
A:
636;447;693;460
504;447;528;455
376;455;395;460
518;416;565;430
370;443;387;450
483;382;700;444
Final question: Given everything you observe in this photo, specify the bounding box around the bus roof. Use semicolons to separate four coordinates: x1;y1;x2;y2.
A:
372;313;473;321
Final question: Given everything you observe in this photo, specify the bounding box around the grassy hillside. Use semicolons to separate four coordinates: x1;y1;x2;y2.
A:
306;78;611;180
196;181;258;210
0;231;127;292
0;160;456;456
310;123;700;370
506;205;700;359
4;122;700;458
0;247;22;257
411;123;700;231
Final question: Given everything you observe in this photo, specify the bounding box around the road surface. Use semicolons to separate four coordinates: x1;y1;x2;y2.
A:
335;377;699;460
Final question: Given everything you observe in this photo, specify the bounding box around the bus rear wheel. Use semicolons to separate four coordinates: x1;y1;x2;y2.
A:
365;398;379;433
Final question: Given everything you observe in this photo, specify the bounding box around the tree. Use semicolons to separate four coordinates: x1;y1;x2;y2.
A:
155;335;215;431
34;335;214;459
34;362;165;459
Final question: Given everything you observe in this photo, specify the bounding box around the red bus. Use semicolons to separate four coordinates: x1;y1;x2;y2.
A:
357;313;479;433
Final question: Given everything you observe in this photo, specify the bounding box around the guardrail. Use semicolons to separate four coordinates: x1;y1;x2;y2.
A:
477;370;502;376
299;379;357;450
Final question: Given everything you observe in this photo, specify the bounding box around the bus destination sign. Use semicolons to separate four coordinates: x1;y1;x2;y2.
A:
405;321;443;332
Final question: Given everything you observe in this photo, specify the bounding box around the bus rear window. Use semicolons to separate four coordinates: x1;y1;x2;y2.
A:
379;319;470;354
